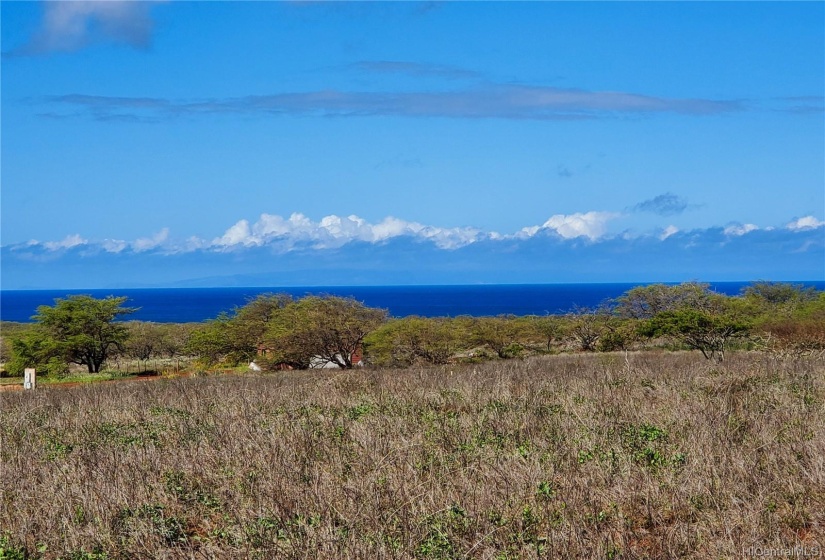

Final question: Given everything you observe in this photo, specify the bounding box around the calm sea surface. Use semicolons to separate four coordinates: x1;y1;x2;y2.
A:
2;282;823;323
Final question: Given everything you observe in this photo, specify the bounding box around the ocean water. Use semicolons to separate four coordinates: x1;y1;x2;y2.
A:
2;282;823;323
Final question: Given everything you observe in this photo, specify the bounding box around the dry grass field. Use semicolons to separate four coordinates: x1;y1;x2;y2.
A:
1;351;823;559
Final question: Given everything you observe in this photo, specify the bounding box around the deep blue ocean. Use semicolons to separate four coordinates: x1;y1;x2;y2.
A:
2;282;823;323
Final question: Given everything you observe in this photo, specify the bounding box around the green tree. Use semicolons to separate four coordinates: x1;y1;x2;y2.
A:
6;328;68;377
639;297;751;361
742;281;817;307
615;282;715;319
566;306;610;352
185;315;234;366
261;296;387;369
0;323;29;373
157;323;196;359
526;315;567;352
740;281;820;322
185;294;292;367
364;316;470;366
598;317;640;352
24;295;137;373
226;294;293;362
471;316;526;358
124;322;164;364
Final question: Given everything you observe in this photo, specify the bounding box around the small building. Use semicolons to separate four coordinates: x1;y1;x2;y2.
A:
257;343;363;369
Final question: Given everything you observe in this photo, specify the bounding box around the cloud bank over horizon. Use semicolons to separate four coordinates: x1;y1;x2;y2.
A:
3;195;822;290
13;209;824;257
3;213;822;290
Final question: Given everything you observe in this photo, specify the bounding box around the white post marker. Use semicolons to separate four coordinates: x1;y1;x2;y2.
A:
24;368;36;390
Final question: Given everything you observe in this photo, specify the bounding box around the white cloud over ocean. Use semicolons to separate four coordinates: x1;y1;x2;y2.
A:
211;213;486;250
208;211;622;250
8;212;823;257
42;234;87;251
3;211;823;290
787;216;825;231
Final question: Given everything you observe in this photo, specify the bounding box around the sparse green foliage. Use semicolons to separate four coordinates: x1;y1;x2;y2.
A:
471;315;527;358
226;294;293;362
598;317;640;352
614;282;715;319
185;294;293;366
742;280;818;309
639;297;751;361
9;295;137;374
364;316;471;366
537;481;555;499
185;314;234;366
0;534;27;560
566;306;610;352
123;321;165;366
527;315;567;352
261;296;386;369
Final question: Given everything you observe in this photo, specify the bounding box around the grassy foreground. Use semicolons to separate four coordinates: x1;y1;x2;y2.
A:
1;352;823;559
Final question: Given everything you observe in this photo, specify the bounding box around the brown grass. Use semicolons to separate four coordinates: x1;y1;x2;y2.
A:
1;351;823;559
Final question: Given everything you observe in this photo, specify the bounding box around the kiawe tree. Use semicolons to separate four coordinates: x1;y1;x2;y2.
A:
364;316;471;366
638;295;751;361
614;282;716;319
27;295;137;373
471;315;527;358
261;296;387;369
185;294;293;366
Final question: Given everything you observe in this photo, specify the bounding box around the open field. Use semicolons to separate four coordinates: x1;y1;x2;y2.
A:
1;351;823;559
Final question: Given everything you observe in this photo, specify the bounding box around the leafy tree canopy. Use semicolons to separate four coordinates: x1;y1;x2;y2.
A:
262;296;387;369
365;316;472;366
14;295;138;374
639;296;751;361
614;282;715;319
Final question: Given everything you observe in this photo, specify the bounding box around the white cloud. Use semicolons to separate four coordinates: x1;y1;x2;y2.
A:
13;212;824;257
660;225;679;240
540;212;618;240
724;223;759;236
214;220;254;247
515;226;540;238
786;216;825;231
372;216;424;240
17;1;161;55
212;213;485;250
417;224;485;249
183;236;210;251
43;234;87;251
513;212;618;241
132;228;169;252
102;239;128;253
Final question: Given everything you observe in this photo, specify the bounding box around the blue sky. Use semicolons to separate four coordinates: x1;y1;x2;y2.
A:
1;1;823;289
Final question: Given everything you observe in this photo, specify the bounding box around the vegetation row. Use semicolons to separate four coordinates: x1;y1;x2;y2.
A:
2;281;823;380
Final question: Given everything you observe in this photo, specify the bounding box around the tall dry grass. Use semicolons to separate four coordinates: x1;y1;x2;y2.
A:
1;351;823;558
